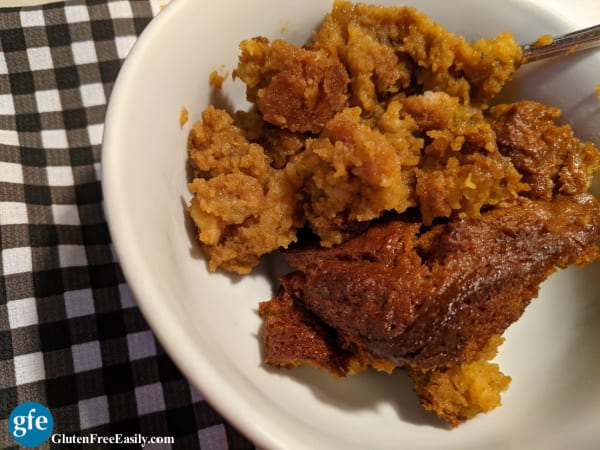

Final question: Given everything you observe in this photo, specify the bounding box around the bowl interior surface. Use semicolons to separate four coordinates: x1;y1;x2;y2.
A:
102;1;600;449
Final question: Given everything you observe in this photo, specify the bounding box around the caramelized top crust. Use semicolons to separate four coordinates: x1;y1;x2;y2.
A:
282;195;600;369
490;101;600;200
258;288;356;377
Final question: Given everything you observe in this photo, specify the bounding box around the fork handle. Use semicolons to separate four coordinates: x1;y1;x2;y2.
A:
521;23;600;63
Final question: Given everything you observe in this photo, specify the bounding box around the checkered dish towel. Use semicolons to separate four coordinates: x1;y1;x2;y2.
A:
0;1;254;448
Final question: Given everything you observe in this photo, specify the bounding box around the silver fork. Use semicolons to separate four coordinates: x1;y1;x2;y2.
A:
521;23;600;63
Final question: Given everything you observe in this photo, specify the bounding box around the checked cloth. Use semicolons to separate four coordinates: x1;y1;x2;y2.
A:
0;1;255;449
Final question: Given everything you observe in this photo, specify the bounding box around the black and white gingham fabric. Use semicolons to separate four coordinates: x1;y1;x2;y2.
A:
0;1;254;448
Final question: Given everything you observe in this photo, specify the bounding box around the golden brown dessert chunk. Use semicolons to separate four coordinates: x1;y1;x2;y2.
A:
533;34;553;48
186;0;600;428
255;96;600;424
314;1;522;110
187;106;301;273
234;38;350;134
409;336;511;427
403;92;526;224
490;101;600;199
274;195;600;368
188;1;527;272
259;292;512;427
258;289;359;377
259;193;600;425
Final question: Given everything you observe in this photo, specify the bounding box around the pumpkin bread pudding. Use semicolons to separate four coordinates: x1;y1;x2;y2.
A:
186;1;600;426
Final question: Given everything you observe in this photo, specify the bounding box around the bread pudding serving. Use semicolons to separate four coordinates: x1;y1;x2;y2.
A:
186;1;600;426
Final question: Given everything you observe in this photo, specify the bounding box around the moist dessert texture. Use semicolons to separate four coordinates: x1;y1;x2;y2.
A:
257;96;600;425
408;336;511;426
188;0;525;273
187;0;600;427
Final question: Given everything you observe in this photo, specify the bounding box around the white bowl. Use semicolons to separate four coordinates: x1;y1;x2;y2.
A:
102;1;600;449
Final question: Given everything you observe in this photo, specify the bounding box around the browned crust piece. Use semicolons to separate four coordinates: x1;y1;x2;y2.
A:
258;288;356;377
259;288;512;427
490;101;600;200
281;195;600;370
259;194;600;426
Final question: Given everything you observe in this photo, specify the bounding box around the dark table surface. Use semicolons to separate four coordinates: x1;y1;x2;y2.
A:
0;1;255;448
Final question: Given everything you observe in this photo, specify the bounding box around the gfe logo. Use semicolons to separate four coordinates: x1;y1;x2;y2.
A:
8;402;54;448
